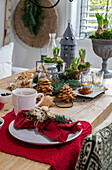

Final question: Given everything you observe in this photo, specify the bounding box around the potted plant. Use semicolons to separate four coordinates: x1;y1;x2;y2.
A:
66;57;80;80
89;13;112;78
43;47;65;73
78;49;91;72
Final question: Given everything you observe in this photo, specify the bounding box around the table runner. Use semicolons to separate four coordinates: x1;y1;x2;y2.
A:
0;110;92;170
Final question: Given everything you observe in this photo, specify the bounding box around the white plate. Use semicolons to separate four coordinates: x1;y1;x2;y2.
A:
9;119;82;145
73;88;104;98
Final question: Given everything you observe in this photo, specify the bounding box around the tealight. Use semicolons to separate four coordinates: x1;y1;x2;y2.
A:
81;72;92;87
92;71;104;86
93;81;101;84
82;82;90;86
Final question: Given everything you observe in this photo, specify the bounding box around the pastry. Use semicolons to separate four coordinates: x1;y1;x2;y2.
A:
38;78;53;96
58;84;76;102
78;87;93;95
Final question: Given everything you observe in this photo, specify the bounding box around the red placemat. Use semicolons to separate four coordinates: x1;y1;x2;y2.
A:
0;102;4;109
0;110;92;170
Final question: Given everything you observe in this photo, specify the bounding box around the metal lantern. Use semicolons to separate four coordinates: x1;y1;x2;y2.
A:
60;21;76;67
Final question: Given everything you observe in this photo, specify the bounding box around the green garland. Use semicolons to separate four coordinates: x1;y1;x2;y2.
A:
52;79;81;95
21;0;45;36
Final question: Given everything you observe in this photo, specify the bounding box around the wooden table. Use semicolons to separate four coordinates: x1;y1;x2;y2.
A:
0;68;112;170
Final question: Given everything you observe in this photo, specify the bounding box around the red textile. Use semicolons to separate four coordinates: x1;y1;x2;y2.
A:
0;110;92;170
14;110;83;142
0;102;4;109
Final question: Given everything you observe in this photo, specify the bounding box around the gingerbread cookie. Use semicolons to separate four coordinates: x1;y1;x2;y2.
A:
39;95;55;108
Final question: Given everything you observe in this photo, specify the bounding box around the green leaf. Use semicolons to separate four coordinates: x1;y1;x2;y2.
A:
53;47;60;58
53;115;72;124
103;17;109;26
96;12;103;27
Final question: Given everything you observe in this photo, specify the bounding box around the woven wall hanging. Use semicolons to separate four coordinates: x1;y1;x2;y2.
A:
13;0;58;48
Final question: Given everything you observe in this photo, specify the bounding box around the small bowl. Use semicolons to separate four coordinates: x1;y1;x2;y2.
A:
0;90;12;103
0;117;4;129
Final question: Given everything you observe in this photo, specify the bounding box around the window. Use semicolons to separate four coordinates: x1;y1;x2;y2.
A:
71;0;112;39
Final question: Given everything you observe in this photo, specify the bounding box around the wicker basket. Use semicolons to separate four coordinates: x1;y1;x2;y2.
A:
13;0;58;48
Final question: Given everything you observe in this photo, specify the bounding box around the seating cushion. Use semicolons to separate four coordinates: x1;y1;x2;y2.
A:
75;123;112;170
0;42;14;79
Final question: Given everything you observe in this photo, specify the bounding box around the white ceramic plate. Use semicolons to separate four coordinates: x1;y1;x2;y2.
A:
73;88;105;98
9;119;82;145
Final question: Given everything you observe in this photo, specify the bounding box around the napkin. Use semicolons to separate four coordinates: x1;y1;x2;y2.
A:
14;110;83;142
0;102;4;109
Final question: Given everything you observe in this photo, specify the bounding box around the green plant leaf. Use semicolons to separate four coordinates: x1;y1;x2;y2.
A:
96;12;103;27
53;47;60;58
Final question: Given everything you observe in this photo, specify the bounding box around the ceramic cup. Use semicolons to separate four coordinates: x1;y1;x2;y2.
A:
12;88;44;116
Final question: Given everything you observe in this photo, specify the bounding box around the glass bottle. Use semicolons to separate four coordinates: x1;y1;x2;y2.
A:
47;33;57;58
40;45;47;61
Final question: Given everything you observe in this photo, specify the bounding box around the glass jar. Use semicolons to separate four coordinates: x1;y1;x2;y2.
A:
81;72;92;87
47;33;57;58
92;71;104;86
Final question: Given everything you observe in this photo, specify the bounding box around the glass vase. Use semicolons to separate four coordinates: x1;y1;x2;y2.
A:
47;33;57;58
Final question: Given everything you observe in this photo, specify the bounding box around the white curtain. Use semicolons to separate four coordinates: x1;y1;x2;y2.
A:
0;0;6;47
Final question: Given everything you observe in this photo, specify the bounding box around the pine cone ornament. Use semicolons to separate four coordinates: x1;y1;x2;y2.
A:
58;84;76;102
37;78;53;96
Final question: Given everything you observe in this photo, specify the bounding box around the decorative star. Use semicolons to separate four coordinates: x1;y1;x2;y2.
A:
39;95;55;108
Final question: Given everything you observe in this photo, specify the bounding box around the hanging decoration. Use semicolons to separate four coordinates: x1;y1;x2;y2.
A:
21;0;45;36
13;0;58;48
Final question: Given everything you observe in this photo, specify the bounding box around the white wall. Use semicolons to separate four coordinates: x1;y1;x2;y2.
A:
0;0;5;47
10;0;72;69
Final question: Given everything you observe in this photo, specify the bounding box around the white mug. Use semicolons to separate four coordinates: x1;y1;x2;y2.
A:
12;88;44;116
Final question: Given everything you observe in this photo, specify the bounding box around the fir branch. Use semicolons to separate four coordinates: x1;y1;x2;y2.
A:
21;0;45;36
26;111;37;121
53;115;72;124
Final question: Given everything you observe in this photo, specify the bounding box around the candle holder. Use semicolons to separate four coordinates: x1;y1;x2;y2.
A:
81;72;92;87
92;71;104;86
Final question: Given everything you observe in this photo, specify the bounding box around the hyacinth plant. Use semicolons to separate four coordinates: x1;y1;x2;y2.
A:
79;49;86;64
95;13;104;35
89;13;112;40
78;49;90;72
43;47;64;64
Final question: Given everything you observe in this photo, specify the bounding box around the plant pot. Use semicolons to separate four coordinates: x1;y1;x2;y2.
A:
56;63;66;72
44;62;65;73
91;39;112;78
80;67;90;73
68;72;80;80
